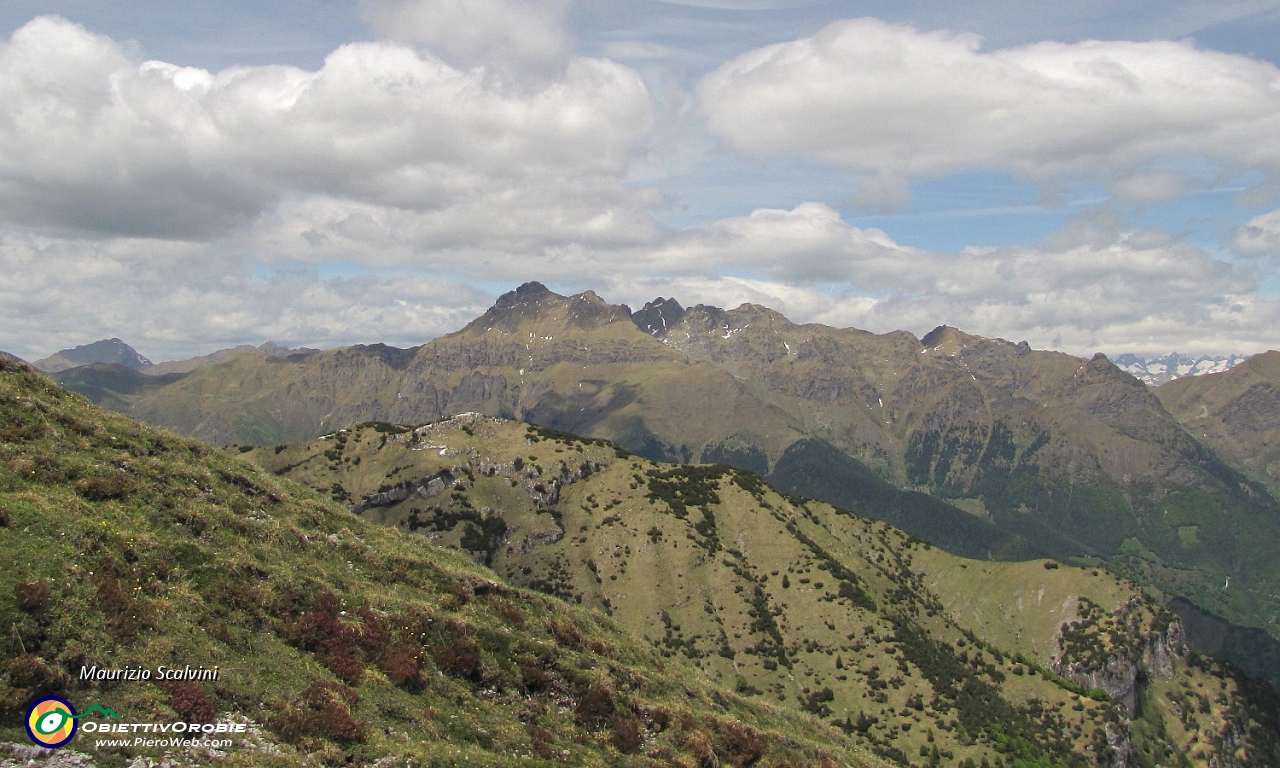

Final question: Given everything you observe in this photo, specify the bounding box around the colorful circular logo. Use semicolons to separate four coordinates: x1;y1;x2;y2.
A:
25;696;78;748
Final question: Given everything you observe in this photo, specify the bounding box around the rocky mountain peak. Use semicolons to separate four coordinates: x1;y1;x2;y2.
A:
632;297;686;337
458;282;638;337
920;325;971;355
494;281;555;310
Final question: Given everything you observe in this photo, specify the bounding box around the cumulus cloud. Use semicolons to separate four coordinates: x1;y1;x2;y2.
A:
0;16;652;240
1233;209;1280;257
697;18;1280;196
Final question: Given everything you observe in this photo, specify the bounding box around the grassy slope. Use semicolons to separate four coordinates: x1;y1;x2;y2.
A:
0;358;887;768
245;416;1280;767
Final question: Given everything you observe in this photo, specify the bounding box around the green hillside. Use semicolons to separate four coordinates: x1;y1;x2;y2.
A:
0;357;889;767
241;415;1280;767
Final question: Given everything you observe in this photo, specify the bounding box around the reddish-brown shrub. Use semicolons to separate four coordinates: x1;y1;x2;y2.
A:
376;641;422;690
6;654;65;695
494;600;525;628
428;619;482;680
610;716;642;754
684;730;718;768
271;682;365;745
280;591;387;685
526;725;555;759
548;619;584;649
76;472;129;501
520;661;553;693
713;718;768;765
14;580;51;612
440;580;472;610
92;573;152;643
160;681;215;724
575;682;615;727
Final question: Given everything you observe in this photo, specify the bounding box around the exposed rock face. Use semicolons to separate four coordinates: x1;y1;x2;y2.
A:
1140;619;1185;680
349;473;447;515
1103;721;1131;768
1209;723;1244;768
1051;597;1184;716
1049;598;1187;768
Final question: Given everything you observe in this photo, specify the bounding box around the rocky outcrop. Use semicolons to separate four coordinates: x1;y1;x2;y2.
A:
1140;618;1185;679
1103;721;1131;768
1051;597;1185;716
349;473;447;515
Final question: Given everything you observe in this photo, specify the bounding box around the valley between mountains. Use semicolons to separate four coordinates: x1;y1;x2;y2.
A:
48;283;1280;691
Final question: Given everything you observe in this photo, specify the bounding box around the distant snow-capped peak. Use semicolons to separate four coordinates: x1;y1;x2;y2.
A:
1109;352;1250;385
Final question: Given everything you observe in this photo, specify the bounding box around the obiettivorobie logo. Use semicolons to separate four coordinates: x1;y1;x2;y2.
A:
25;695;248;750
25;697;121;748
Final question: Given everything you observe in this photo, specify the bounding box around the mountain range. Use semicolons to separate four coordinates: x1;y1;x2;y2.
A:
31;336;1245;389
37;283;1280;690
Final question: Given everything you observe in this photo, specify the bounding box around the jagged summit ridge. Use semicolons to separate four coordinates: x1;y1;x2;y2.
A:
632;296;685;336
461;282;641;335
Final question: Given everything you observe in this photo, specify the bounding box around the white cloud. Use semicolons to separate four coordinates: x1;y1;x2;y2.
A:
697;18;1280;197
1233;209;1280;257
0;16;653;241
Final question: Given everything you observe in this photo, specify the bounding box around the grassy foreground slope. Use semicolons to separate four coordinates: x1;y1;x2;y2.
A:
0;357;886;768
245;417;1280;767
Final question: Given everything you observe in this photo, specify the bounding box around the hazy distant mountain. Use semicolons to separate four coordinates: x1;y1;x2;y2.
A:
1110;352;1250;385
33;337;152;373
34;338;319;376
144;340;319;375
